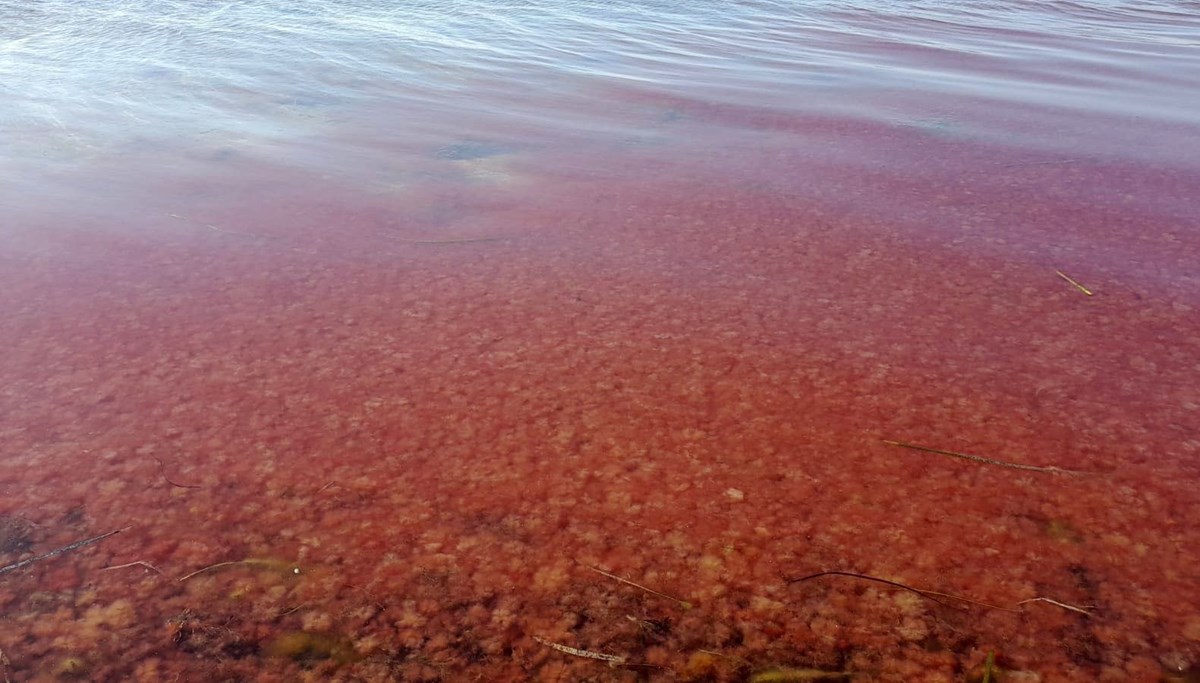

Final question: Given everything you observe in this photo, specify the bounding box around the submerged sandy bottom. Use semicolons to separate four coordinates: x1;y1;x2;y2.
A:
2;128;1199;682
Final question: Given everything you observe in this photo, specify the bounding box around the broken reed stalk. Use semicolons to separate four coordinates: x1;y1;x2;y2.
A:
532;636;627;666
882;440;1078;474
0;527;129;576
584;564;693;609
787;570;1013;612
1055;270;1094;296
1017;597;1094;615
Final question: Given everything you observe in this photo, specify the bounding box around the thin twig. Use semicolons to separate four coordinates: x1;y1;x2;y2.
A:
386;234;507;245
178;558;301;582
276;602;311;618
918;589;1019;612
1017;597;1094;615
882;439;1078;474
583;564;693;609
1002;158;1083;169
206;223;268;238
0;527;130;576
532;636;626;666
698;649;753;667
102;560;164;575
154;456;201;489
178;561;241;582
1055;270;1094;296
787;570;969;610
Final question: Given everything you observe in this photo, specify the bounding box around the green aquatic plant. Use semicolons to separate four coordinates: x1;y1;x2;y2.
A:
1044;519;1083;544
965;651;1004;683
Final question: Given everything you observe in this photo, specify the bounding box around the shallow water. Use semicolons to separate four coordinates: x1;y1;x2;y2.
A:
2;1;1199;681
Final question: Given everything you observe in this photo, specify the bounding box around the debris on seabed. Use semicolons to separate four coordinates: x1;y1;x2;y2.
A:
102;560;164;575
532;636;627;666
385;233;510;245
1055;269;1094;296
749;666;853;682
1016;596;1094;616
787;570;1013;611
177;558;301;582
881;439;1081;474
584;563;693;609
0;526;129;576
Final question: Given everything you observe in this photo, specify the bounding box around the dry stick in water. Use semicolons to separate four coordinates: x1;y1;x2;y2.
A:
1055;270;1094;296
882;439;1079;474
583;564;693;609
178;558;300;582
154;456;201;489
386;234;508;245
0;527;129;576
787;570;1013;612
102;560;164;575
1017;597;1094;615
532;636;627;666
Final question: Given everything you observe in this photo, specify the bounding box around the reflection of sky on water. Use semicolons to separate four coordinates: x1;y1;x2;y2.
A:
2;0;1197;157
